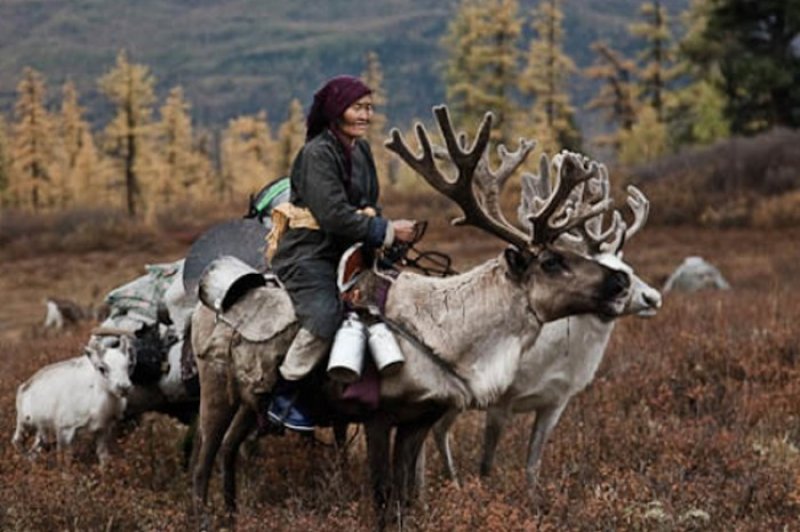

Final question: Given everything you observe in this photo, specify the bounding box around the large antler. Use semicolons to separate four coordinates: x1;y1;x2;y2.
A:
520;151;614;247
434;135;537;238
520;153;624;255
385;105;531;250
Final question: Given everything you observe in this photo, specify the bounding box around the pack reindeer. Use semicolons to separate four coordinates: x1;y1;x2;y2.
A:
190;105;633;528
430;152;663;487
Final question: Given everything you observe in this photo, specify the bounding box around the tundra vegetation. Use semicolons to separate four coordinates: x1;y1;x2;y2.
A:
0;198;799;529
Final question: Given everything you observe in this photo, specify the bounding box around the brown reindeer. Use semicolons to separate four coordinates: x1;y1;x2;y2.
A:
190;105;633;529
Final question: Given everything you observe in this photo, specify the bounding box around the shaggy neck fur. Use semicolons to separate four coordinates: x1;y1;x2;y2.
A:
382;255;542;409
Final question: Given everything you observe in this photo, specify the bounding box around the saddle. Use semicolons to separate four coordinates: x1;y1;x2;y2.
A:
216;275;296;343
336;243;396;317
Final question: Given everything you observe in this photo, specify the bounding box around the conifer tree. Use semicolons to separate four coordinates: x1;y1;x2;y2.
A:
220;111;274;201
156;86;211;204
682;0;800;133
584;42;639;145
192;129;217;201
60;80;103;206
442;0;522;144
361;51;388;147
98;50;157;217
61;81;85;173
617;105;669;164
668;0;731;145
361;51;392;184
10;67;56;210
522;0;581;152
0;116;9;205
443;1;483;123
629;1;676;120
274;99;305;178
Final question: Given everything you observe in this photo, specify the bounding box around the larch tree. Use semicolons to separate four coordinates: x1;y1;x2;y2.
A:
442;0;522;145
0;116;9;206
584;42;639;146
617;105;669;164
443;1;484;125
521;0;581;153
274;99;305;178
191;128;217;202
98;50;157;217
220;111;274;201
10;67;56;210
156;86;211;204
629;1;676;121
361;51;391;185
60;80;104;207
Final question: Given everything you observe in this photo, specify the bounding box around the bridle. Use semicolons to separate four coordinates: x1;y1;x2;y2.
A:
382;220;458;277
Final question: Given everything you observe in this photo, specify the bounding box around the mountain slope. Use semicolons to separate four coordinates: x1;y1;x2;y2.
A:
0;0;688;128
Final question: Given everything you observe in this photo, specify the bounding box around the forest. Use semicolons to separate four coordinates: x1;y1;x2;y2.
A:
1;0;797;222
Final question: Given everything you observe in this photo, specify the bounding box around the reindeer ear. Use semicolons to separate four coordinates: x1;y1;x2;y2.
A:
504;246;533;282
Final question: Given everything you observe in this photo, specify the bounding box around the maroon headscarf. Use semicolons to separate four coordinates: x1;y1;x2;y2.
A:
305;75;372;141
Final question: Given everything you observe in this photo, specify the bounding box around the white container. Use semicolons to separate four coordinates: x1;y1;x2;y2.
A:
368;322;405;376
327;313;367;383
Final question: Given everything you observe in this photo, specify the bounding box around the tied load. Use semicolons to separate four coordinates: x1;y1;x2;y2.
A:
197;254;406;385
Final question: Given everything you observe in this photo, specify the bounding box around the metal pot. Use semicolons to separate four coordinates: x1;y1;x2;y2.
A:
368;322;405;376
327;313;367;383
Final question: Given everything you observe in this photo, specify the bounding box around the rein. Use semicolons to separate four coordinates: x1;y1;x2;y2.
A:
384;220;458;277
380;316;475;401
370;219;477;398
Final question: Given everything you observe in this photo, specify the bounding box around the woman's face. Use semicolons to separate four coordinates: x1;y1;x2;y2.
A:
338;94;373;141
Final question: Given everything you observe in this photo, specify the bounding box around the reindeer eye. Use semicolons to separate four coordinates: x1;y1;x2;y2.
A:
98;364;109;376
541;256;565;274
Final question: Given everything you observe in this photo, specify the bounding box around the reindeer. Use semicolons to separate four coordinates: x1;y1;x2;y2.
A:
190;105;634;528
430;152;663;488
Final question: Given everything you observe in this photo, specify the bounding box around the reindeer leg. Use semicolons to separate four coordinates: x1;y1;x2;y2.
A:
480;405;513;477
221;403;256;514
393;410;443;515
365;417;392;531
415;440;427;501
431;408;460;483
333;421;349;450
192;364;239;520
526;403;567;489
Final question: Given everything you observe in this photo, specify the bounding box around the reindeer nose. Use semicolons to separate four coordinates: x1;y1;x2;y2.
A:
644;290;662;309
604;270;631;298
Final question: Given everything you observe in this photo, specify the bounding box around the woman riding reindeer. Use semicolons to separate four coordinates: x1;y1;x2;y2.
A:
265;75;417;431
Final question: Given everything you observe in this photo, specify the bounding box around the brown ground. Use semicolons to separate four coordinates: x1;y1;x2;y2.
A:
0;209;798;530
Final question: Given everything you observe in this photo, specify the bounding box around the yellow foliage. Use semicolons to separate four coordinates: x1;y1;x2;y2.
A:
618;105;668;165
9;67;58;210
98;50;157;217
220;111;274;201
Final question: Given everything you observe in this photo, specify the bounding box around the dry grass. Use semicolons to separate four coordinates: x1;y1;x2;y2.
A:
1;204;798;529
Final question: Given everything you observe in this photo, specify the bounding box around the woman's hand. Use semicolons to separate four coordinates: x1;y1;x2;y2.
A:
392;219;417;243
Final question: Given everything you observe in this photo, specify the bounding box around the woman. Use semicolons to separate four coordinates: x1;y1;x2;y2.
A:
267;75;416;431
